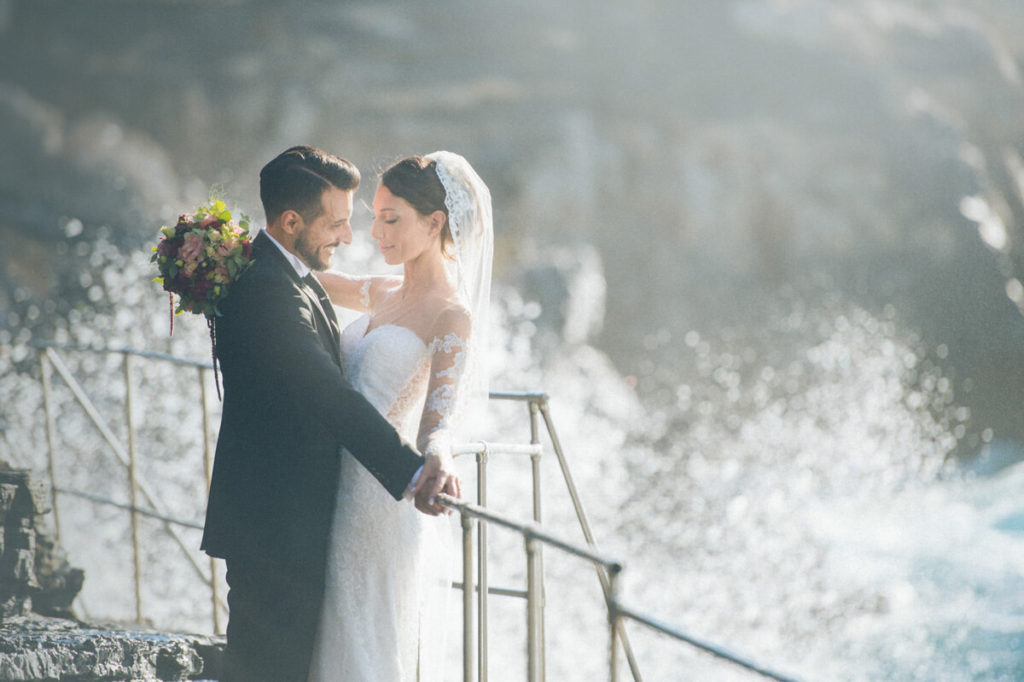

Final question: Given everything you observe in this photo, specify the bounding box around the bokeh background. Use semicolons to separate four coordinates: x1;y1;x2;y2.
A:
1;1;1023;681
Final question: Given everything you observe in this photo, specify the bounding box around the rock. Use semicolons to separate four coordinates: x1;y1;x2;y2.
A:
0;462;83;621
518;244;607;346
31;532;84;619
0;615;224;681
0;463;221;680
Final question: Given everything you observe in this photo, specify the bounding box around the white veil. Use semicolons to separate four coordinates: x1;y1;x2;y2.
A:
426;150;493;429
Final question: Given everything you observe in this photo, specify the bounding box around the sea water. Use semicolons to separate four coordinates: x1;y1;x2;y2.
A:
1;245;1021;681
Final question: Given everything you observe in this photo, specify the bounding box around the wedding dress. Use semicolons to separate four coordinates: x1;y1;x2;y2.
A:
309;151;493;681
309;313;461;681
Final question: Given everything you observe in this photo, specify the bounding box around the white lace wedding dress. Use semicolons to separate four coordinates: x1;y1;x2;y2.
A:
308;312;461;682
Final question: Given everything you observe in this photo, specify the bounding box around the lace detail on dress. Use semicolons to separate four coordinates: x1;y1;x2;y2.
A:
420;332;469;457
429;333;468;379
424;385;456;436
385;356;431;434
359;278;372;311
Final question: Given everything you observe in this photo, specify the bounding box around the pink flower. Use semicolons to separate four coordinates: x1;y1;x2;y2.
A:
179;232;204;263
198;215;220;229
218;238;238;257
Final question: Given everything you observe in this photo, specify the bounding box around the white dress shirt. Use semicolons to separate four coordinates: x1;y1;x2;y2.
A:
262;228;311;278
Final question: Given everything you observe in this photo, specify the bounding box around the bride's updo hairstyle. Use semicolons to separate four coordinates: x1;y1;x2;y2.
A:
381;157;455;259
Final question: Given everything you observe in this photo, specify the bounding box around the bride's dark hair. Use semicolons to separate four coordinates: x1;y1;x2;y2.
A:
381;157;454;258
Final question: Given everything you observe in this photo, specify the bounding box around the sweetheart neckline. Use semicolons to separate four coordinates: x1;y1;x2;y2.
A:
353;316;427;348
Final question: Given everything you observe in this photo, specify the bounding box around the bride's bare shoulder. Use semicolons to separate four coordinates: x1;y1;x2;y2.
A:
430;300;472;341
364;275;403;303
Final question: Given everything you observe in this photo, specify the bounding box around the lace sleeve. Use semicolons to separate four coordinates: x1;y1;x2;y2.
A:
418;307;473;459
316;272;375;311
359;278;372;311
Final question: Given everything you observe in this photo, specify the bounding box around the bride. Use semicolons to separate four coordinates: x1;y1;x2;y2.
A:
308;151;493;681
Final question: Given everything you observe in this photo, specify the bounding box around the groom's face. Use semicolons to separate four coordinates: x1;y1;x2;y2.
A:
294;187;354;271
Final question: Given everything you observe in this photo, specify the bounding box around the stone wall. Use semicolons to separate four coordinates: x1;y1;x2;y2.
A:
0;616;223;682
0;462;223;680
0;463;82;620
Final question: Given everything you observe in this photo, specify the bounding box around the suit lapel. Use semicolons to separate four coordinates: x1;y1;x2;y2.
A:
303;274;343;350
254;232;344;367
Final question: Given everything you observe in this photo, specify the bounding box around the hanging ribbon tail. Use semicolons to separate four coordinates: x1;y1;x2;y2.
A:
169;293;175;336
208;317;222;401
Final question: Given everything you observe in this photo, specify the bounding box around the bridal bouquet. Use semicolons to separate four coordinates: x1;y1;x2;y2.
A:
152;200;253;398
151;199;254;327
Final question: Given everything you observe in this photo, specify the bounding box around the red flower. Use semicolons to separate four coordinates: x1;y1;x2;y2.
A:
156;238;176;257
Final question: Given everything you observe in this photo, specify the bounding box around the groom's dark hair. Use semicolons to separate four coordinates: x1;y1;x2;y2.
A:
259;145;360;225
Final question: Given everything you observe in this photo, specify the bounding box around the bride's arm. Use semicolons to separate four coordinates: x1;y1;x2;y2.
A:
414;306;472;506
315;271;376;311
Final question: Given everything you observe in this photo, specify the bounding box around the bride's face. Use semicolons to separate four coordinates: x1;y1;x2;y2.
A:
371;185;441;266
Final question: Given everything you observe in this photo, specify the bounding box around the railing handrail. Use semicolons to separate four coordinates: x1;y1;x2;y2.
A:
441;493;622;572
53;486;205;531
31;339;215;369
438;493;806;682
453;441;543;457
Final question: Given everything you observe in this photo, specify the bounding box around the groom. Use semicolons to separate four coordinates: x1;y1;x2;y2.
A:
201;146;456;682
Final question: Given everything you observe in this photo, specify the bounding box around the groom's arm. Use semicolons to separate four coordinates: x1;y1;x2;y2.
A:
217;267;423;499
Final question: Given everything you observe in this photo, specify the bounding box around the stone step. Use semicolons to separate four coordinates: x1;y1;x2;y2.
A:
0;616;224;681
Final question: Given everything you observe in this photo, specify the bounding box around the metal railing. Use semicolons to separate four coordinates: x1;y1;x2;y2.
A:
29;340;643;678
36;341;225;630
439;493;805;682
464;392;643;681
20;340;805;681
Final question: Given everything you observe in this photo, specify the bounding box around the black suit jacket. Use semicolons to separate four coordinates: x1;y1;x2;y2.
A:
201;231;423;568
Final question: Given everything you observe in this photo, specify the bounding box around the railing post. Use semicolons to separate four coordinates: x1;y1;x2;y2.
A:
123;353;143;623
476;443;489;682
609;564;622;682
528;399;545;679
539;398;643;681
461;509;476;682
525;532;543;682
528;401;542;524
39;350;61;540
198;366;221;635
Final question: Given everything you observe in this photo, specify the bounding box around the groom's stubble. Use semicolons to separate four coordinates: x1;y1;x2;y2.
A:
289;186;354;271
294;227;339;271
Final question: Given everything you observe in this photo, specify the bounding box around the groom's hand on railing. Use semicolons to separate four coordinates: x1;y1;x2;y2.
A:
412;452;461;516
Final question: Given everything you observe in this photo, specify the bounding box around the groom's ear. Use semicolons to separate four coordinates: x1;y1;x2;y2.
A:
279;209;304;235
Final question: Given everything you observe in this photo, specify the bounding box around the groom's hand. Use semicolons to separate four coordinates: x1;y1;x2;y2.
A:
413;452;461;516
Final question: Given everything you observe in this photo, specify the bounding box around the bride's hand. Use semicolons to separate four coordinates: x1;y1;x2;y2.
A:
442;471;462;500
413;452;459;515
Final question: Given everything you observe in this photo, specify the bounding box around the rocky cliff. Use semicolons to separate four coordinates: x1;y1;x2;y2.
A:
1;0;1022;448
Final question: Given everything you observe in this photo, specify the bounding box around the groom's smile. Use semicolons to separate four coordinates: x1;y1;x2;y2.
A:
294;187;354;271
